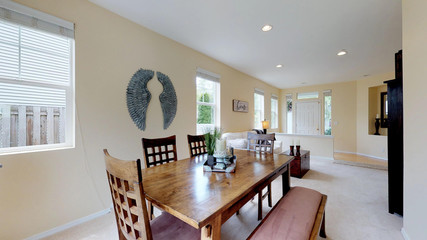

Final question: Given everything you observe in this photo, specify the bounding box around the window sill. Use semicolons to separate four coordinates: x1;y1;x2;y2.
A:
0;143;75;156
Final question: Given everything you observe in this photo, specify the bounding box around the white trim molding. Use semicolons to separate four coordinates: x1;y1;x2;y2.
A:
24;207;112;240
401;228;410;240
334;150;388;161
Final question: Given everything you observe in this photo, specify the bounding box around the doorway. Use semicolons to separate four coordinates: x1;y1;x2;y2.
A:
295;101;321;135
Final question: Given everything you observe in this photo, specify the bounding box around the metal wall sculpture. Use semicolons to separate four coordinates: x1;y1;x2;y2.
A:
157;71;177;129
126;69;177;131
126;69;154;131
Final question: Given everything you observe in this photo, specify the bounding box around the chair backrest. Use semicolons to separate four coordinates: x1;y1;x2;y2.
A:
247;132;275;153
187;134;207;157
104;149;153;240
142;135;178;168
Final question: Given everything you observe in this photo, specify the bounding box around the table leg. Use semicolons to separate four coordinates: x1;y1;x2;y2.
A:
282;164;290;196
201;214;222;240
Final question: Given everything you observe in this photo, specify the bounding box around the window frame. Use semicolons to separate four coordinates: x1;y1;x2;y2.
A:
297;91;319;100
196;68;220;135
323;90;332;135
270;94;278;129
254;89;265;129
286;94;293;134
0;3;75;155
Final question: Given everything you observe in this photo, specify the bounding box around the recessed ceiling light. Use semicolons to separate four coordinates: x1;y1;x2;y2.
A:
276;64;283;68
337;50;347;56
261;24;273;32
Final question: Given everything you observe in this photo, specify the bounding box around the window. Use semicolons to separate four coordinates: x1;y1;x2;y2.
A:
297;91;319;100
254;89;264;129
196;68;220;134
0;3;74;154
270;94;278;129
323;90;332;135
286;94;292;134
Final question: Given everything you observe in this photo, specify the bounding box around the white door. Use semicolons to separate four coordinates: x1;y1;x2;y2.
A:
295;101;321;135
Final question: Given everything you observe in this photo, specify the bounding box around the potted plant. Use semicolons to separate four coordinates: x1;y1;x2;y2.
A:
204;127;222;164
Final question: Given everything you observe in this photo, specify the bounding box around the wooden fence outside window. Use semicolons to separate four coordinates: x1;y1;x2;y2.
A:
0;106;65;148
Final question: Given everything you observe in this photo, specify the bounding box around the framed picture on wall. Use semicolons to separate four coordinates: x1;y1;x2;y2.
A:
233;99;248;112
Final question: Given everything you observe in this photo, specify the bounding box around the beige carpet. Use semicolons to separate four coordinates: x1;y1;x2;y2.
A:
43;157;403;240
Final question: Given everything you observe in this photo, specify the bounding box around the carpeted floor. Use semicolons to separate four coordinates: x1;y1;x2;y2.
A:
43;157;403;240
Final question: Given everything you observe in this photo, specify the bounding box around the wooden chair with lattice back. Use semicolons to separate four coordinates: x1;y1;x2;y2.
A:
104;149;200;240
141;135;178;220
187;134;207;157
247;132;276;220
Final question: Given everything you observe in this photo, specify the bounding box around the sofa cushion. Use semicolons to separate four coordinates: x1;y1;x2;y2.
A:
227;139;247;149
249;186;322;240
222;132;245;140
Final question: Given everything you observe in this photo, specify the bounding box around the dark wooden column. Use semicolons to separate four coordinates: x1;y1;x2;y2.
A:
384;50;403;216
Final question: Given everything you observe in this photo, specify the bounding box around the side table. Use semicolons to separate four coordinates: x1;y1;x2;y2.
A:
282;150;310;178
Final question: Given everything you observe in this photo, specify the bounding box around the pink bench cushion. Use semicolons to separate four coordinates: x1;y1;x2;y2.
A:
151;212;200;240
250;186;322;240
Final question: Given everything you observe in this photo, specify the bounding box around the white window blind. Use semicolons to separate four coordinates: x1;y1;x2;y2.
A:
0;4;74;38
196;67;220;83
0;82;66;107
254;88;264;95
0;3;74;153
0;19;71;105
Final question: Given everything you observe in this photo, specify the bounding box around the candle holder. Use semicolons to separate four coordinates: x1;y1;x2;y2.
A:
289;145;294;155
374;118;380;135
296;145;301;156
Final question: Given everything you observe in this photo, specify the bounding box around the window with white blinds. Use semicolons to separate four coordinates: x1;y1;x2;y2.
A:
196;68;220;135
0;3;74;154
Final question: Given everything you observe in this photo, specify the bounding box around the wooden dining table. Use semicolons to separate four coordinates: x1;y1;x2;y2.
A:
141;149;294;240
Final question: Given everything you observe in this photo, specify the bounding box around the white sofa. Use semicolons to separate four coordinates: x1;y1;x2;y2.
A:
222;131;283;154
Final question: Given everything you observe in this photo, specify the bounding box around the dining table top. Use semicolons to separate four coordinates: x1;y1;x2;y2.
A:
140;149;294;229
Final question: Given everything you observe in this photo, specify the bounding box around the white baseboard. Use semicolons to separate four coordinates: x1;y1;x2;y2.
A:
334;150;388;161
311;155;334;161
401;228;410;240
25;207;112;240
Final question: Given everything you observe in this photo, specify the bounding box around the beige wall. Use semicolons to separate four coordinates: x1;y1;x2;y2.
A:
281;81;357;153
356;73;393;160
275;134;334;159
402;0;427;239
0;0;279;239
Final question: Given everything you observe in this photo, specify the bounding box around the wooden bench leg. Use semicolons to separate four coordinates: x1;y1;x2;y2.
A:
320;212;327;238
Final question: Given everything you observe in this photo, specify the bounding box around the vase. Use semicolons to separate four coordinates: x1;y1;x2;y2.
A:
207;155;215;166
296;145;301;156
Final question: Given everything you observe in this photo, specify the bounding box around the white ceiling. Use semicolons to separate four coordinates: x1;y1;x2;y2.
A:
90;0;402;89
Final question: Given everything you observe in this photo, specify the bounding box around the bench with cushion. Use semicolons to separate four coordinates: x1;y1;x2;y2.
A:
248;186;327;240
222;131;283;154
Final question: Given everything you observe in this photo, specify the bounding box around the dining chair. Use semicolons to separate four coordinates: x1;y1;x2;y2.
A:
142;135;178;168
103;149;200;240
247;132;275;220
187;134;207;157
141;135;178;220
247;132;275;153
